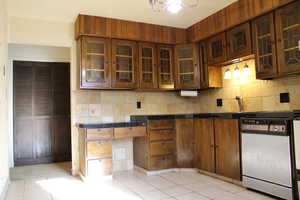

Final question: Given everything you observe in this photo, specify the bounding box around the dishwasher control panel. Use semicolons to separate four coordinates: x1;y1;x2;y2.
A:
241;118;289;135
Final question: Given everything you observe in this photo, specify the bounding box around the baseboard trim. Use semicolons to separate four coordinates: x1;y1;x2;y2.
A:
0;178;10;200
134;166;198;176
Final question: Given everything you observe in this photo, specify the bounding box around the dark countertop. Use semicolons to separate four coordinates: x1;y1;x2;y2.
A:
77;121;146;129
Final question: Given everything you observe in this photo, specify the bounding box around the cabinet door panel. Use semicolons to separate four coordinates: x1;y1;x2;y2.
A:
150;140;176;156
276;1;300;75
252;12;278;79
81;37;111;89
227;22;252;60
214;119;241;180
194;118;215;173
157;45;175;89
207;33;227;64
175;44;200;89
111;39;138;88
139;43;158;89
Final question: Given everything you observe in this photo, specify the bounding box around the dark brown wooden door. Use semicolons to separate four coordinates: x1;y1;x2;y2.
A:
207;32;227;65
226;22;252;60
111;39;138;89
80;36;111;89
175;44;200;89
194;118;215;173
252;12;278;79
199;42;209;89
214;119;241;180
13;61;71;166
275;1;300;76
175;119;195;168
138;43;158;89
157;45;175;90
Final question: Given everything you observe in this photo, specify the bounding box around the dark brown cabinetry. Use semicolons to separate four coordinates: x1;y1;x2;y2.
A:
111;39;138;89
157;45;175;89
175;119;195;168
138;43;158;89
194;118;241;180
275;1;300;76
207;33;227;65
252;13;278;79
79;37;111;89
175;44;200;89
227;22;252;60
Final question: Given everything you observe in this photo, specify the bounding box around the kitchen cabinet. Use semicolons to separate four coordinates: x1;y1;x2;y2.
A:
252;13;278;79
175;44;200;89
138;43;158;89
214;118;240;180
194;118;215;173
275;1;300;76
206;33;227;65
199;42;223;89
194;118;241;180
175;119;195;168
79;36;111;89
226;22;252;60
111;39;138;89
157;45;175;89
133;119;176;170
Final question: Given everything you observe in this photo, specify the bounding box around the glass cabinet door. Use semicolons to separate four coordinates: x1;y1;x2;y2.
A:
207;33;227;65
252;13;278;79
111;40;137;89
276;1;300;75
139;43;158;89
226;22;252;60
81;37;110;89
175;44;200;89
157;45;175;89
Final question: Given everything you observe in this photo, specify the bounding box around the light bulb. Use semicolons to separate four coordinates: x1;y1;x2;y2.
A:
243;63;251;76
224;69;232;79
233;66;240;79
167;0;182;13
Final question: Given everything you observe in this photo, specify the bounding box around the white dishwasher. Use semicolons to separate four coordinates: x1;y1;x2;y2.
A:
241;118;294;200
294;110;300;199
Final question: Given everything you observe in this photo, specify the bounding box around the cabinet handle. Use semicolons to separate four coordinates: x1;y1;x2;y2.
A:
215;145;219;148
278;39;282;43
210;144;214;148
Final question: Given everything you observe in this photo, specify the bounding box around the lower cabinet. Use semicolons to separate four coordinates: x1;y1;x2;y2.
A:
194;118;241;180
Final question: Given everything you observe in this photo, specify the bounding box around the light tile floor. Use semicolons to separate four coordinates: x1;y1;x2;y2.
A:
6;162;277;200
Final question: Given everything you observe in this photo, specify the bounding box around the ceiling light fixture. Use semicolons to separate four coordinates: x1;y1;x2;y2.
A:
149;0;199;14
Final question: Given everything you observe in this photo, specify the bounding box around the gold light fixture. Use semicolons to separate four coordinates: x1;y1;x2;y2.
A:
243;62;251;76
233;65;240;79
149;0;199;14
224;68;232;79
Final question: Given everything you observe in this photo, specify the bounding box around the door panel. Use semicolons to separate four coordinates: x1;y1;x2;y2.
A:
214;119;241;180
207;32;227;64
157;45;175;89
13;61;71;166
194;118;215;173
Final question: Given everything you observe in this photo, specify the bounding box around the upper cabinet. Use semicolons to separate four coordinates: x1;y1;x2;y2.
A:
79;37;111;89
252;13;278;79
138;43;158;89
206;33;227;65
157;45;175;90
111;40;138;89
275;1;300;76
175;44;200;89
226;22;252;60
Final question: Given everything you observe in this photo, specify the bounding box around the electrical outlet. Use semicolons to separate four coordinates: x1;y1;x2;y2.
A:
137;101;141;109
217;99;223;107
280;93;290;103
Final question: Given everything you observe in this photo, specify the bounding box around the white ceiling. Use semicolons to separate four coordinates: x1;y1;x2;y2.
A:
7;0;237;28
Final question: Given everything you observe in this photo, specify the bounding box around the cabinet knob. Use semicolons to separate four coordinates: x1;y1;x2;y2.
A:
210;144;214;148
278;39;282;43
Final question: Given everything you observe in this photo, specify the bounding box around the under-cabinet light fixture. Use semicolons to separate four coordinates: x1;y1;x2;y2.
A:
224;68;232;79
243;62;251;76
233;65;240;79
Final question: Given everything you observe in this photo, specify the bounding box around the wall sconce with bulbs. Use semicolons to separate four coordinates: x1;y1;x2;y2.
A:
223;62;251;79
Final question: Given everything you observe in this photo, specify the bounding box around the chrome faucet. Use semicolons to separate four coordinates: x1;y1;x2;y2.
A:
235;96;244;113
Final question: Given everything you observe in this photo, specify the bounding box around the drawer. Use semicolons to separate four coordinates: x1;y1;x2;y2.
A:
150;155;176;170
87;128;113;140
87;158;112;176
149;129;176;141
114;126;146;139
148;119;175;130
87;140;112;158
150;140;176;156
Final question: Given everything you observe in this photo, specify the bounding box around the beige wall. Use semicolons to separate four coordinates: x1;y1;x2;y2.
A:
0;0;9;198
198;59;300;113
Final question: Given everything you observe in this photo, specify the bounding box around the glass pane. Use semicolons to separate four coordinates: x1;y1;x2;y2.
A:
142;47;153;58
284;49;300;67
259;56;273;71
142;73;153;83
116;57;132;71
257;20;270;36
116;72;132;82
232;31;247;52
159;48;172;85
160;74;172;85
178;48;192;58
160;49;170;59
86;55;105;69
282;24;300;67
212;40;223;58
258;37;272;55
142;59;153;72
160;60;171;73
86;71;105;83
117;45;132;56
179;60;193;73
180;74;194;84
87;43;104;54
